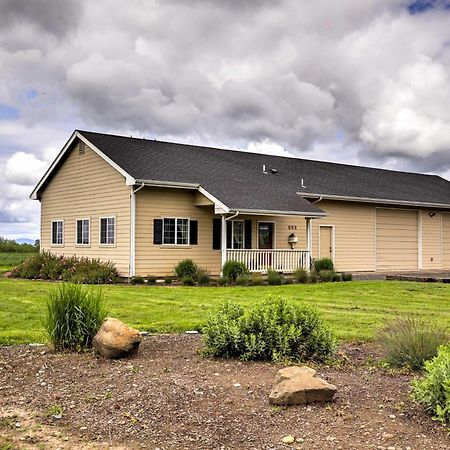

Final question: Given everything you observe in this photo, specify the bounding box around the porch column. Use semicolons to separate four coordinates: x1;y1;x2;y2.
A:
221;214;227;274
306;218;312;270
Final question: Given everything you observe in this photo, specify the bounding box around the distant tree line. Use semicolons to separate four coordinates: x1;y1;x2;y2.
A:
0;237;39;253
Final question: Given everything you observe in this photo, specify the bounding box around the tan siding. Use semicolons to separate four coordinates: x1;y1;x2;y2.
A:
422;211;442;270
311;201;376;272
376;208;418;271
40;142;131;275
442;213;450;269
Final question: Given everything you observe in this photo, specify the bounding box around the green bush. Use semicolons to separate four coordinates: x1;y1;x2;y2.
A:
250;273;264;286
308;270;318;283
313;258;334;272
293;268;308;283
10;252;118;283
267;269;282;285
202;297;336;362
164;277;173;285
0;236;38;253
377;317;449;371
318;269;335;282
130;275;145;285
197;269;211;286
236;274;250;286
217;276;228;286
44;284;107;351
411;344;450;423
222;260;249;282
332;273;342;282
146;275;158;285
341;272;353;281
174;259;198;279
182;276;196;286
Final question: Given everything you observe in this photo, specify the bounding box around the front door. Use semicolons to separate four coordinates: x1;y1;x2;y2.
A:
319;226;333;260
258;222;274;249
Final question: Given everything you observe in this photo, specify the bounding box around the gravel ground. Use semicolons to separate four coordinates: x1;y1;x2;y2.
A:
0;334;449;450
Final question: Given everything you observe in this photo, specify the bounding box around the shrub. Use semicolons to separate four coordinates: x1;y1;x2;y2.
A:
267;269;282;285
130;275;145;285
376;317;449;371
202;297;336;362
293;268;308;283
164;277;173;285
308;270;318;283
217;276;228;286
332;273;342;282
318;270;335;282
182;276;196;286
222;260;249;282
146;275;158;285
250;273;264;286
174;259;198;280
313;258;334;272
10;252;118;283
236;274;250;286
411;344;450;423
341;272;353;281
197;269;211;286
44;284;107;351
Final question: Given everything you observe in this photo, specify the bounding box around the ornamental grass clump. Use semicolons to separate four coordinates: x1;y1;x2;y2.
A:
44;284;107;352
202;297;336;362
411;344;450;424
376;316;449;371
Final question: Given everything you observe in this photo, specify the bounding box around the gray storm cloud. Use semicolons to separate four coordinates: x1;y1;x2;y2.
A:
2;0;450;236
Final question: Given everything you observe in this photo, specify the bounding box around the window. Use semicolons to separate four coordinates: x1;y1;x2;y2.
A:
231;220;244;249
100;217;115;245
76;219;90;245
163;218;189;245
51;220;63;245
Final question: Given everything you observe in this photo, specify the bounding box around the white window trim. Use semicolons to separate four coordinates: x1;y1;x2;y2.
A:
229;220;245;250
162;217;190;246
75;218;91;246
51;219;64;247
99;216;116;247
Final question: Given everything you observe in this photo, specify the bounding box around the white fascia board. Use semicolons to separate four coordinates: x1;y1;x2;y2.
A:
234;208;327;218
298;192;450;210
30;131;136;200
198;186;230;213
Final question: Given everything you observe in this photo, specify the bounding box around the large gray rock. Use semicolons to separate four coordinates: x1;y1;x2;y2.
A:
269;366;337;405
93;318;142;359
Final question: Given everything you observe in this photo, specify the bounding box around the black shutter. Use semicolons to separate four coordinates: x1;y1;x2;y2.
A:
189;220;198;245
244;220;252;249
153;219;163;245
212;218;221;250
226;221;232;249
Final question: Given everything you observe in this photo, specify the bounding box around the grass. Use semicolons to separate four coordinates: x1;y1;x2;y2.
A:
0;252;31;274
0;278;449;345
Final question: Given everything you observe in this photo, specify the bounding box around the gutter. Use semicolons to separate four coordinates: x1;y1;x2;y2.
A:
130;183;145;278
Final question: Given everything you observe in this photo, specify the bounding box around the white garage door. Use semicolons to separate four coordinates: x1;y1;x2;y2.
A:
376;209;418;271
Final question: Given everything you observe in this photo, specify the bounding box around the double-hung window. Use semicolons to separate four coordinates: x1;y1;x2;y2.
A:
51;220;64;245
76;219;90;245
163;218;189;245
100;217;115;245
231;220;244;249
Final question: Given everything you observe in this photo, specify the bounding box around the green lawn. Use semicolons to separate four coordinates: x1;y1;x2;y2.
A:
0;252;34;274
1;278;449;345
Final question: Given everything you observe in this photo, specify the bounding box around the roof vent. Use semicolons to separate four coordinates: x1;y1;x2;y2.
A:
300;179;306;189
262;164;268;174
271;168;278;174
79;141;85;155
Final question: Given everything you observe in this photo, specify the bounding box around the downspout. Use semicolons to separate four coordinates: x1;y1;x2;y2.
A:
130;183;145;278
312;196;323;204
220;211;240;274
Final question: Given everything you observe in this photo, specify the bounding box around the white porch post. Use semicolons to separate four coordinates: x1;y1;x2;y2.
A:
221;214;227;274
306;217;312;270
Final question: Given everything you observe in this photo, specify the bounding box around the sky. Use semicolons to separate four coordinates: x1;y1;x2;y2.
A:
1;0;450;240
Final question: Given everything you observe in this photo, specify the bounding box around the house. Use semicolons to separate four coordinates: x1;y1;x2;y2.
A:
31;130;450;277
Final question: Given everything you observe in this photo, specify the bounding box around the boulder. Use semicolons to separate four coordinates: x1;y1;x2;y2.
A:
269;366;336;405
93;318;142;359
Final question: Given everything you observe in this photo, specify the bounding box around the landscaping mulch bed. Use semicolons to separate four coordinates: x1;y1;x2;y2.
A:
1;335;448;449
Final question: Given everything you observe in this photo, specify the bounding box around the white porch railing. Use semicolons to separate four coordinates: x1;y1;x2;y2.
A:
225;249;311;273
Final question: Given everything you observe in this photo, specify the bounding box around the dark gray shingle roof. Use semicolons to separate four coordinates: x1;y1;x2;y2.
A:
78;130;450;212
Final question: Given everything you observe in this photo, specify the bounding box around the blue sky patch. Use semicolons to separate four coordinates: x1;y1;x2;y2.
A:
0;103;19;120
26;89;38;100
408;0;450;14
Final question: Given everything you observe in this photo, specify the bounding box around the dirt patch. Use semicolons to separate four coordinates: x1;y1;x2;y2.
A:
1;335;448;449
